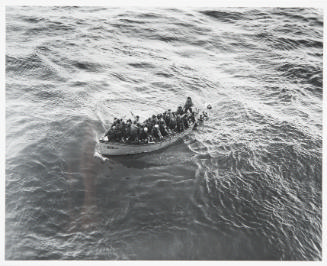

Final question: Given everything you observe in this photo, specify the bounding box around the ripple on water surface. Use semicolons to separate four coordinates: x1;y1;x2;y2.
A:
6;7;322;260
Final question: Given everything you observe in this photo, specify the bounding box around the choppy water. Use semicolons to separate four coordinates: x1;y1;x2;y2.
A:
5;7;323;260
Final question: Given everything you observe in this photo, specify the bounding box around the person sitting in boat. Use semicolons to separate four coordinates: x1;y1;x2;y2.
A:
137;123;144;142
145;115;156;134
176;106;184;115
134;115;140;124
157;113;163;120
159;118;169;137
176;114;184;133
164;109;172;127
184;96;193;113
129;121;139;142
152;124;163;140
152;115;159;127
115;121;124;142
139;126;150;143
122;120;131;141
165;125;172;136
106;117;120;137
105;125;116;141
169;112;177;131
182;114;189;129
162;111;168;123
188;110;196;123
120;121;127;142
111;117;118;127
190;111;196;123
145;119;153;134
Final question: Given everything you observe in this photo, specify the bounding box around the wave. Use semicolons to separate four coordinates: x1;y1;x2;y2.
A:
200;10;245;22
6;6;322;260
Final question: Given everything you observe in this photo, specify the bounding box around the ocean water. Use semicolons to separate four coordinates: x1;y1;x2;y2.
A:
5;7;322;260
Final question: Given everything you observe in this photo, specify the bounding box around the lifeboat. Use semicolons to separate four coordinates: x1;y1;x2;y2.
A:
98;121;196;156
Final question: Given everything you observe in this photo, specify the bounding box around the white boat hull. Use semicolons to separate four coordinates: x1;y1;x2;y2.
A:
98;125;194;156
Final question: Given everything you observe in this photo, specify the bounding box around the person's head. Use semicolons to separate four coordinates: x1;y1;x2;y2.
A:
144;127;148;133
155;124;159;129
178;106;182;110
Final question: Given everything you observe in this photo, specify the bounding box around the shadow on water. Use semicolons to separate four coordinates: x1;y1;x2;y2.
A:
58;124;199;255
102;138;191;169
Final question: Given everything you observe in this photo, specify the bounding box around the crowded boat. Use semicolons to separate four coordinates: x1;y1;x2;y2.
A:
103;97;207;144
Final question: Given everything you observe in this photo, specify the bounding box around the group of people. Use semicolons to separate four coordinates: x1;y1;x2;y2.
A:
105;97;197;144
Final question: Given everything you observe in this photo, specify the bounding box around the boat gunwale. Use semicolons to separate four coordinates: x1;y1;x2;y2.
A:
100;124;194;147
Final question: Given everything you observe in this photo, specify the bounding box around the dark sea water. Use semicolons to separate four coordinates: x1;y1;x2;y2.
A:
5;7;323;260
